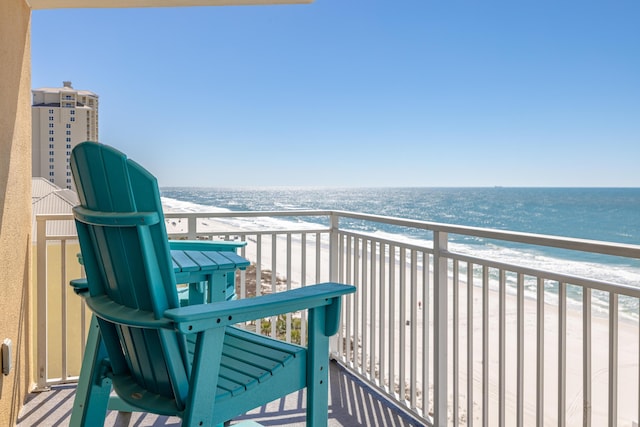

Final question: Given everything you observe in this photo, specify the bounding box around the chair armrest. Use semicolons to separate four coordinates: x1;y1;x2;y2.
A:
70;278;89;294
169;240;247;251
165;282;355;334
82;294;175;329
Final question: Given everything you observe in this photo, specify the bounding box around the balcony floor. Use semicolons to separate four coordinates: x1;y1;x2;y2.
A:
18;361;422;427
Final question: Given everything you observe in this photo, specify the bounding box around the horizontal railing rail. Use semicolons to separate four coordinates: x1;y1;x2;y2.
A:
35;210;640;426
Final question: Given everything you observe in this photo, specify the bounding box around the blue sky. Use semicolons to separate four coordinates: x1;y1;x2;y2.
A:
32;0;639;187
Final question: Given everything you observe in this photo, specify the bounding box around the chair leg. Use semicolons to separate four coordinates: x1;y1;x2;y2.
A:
69;315;112;427
307;307;330;427
182;328;226;427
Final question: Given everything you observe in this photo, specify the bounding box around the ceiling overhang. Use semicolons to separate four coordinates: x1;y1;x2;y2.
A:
28;0;312;10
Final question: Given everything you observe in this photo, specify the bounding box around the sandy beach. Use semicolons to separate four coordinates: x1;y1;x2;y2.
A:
163;214;640;426
451;275;639;426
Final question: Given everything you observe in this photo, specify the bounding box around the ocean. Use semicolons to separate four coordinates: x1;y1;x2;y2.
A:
160;187;640;309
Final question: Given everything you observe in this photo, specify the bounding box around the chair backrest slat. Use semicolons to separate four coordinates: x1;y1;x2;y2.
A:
71;141;188;407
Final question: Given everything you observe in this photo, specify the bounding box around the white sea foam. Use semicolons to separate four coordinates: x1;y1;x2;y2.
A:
162;195;640;284
356;228;640;287
161;196;231;214
162;196;325;232
160;195;640;315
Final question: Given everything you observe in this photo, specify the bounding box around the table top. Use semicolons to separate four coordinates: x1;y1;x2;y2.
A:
171;249;249;274
75;248;249;289
172;249;249;303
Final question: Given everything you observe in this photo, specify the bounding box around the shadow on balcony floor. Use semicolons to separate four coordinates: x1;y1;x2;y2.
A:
18;361;424;426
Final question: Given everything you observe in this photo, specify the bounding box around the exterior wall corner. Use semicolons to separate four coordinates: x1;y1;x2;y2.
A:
0;0;33;424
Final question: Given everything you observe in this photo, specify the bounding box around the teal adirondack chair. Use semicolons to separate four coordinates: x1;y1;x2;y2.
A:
68;141;355;427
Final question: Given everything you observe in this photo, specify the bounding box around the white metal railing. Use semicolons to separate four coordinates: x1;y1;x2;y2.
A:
35;210;640;426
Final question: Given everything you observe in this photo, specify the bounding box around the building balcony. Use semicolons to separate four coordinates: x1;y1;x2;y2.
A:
24;210;640;426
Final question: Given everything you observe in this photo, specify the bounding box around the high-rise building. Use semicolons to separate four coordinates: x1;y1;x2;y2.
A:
32;81;99;189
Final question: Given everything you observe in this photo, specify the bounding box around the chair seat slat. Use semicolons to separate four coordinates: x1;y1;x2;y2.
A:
218;366;260;392
226;327;302;355
224;335;298;366
219;354;272;383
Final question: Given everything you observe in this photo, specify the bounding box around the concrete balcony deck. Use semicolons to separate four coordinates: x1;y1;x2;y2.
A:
18;361;422;427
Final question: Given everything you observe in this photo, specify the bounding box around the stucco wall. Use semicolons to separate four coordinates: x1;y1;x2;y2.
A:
0;0;32;424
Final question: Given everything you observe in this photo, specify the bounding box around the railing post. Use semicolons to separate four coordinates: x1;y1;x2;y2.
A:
187;214;197;240
329;212;339;283
36;215;50;391
329;212;340;357
433;230;448;427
